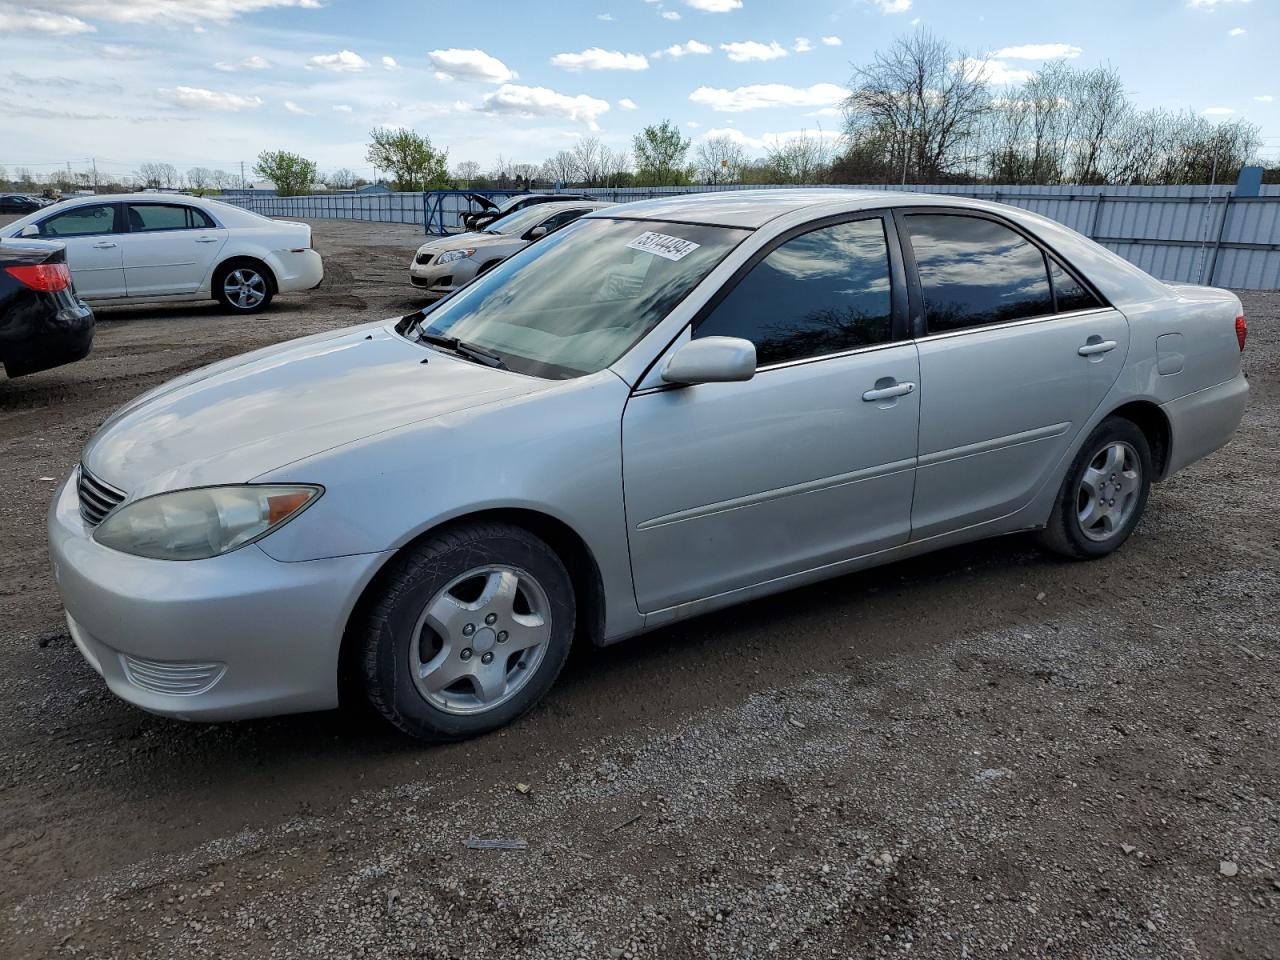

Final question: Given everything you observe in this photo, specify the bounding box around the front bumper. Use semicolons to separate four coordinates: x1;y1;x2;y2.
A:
48;473;388;721
409;255;477;295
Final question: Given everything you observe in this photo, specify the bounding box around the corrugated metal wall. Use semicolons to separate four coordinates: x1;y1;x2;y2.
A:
224;183;1280;289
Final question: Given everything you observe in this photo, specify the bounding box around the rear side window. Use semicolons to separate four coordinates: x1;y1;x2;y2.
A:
905;214;1054;334
127;204;214;231
695;218;894;366
1048;259;1103;313
39;204;116;237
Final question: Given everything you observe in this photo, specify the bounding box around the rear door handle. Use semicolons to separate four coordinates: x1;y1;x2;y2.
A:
1078;339;1117;357
195;236;219;243
862;381;916;402
92;241;117;249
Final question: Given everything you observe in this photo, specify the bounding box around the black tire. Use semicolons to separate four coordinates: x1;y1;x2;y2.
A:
1039;416;1153;560
361;522;576;741
214;261;275;314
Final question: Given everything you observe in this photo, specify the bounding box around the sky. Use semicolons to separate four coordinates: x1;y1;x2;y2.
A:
1;0;1277;184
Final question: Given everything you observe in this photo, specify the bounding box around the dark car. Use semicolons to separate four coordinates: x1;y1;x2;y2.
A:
0;238;94;378
460;192;594;231
0;194;44;215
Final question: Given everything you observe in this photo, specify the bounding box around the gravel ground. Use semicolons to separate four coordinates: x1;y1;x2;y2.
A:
0;217;1276;959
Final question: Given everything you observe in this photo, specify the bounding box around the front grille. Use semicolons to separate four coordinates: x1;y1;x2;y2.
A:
121;655;226;696
78;466;126;526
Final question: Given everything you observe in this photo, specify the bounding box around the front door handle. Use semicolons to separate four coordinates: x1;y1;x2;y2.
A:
862;381;916;402
1078;339;1117;357
92;241;117;249
195;236;220;243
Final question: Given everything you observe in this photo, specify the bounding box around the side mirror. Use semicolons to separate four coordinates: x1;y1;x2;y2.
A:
19;224;39;238
661;336;757;386
526;225;548;241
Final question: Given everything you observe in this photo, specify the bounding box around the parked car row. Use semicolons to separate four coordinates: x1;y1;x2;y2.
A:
0;194;53;215
46;189;1248;743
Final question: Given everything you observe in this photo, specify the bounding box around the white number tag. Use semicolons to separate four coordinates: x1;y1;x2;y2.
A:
625;231;701;262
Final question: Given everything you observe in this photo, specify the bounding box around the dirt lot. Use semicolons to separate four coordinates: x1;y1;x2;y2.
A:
1;217;1277;960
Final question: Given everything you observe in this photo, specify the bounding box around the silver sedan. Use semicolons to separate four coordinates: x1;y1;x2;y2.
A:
49;190;1248;740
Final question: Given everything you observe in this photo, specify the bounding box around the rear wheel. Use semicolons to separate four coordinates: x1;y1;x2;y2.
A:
361;522;575;741
214;262;274;313
1039;416;1152;559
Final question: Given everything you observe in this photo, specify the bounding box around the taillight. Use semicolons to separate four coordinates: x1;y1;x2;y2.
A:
1235;314;1247;352
4;262;72;293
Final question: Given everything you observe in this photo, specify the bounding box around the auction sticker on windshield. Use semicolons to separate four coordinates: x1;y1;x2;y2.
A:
626;231;701;262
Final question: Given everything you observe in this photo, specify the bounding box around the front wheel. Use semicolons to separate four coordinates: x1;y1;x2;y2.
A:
1039;416;1153;559
360;522;576;741
215;263;274;313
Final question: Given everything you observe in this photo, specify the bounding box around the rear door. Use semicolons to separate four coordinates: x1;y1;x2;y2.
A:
897;210;1129;539
34;202;126;299
121;202;228;296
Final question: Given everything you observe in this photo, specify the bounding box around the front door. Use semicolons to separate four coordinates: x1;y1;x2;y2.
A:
121;202;228;296
898;211;1130;538
622;215;920;614
36;202;126;299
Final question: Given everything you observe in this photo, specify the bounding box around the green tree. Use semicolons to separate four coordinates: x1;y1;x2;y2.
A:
253;150;317;196
365;127;451;191
633;119;692;186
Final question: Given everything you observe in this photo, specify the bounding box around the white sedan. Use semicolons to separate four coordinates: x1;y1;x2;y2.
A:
0;193;323;313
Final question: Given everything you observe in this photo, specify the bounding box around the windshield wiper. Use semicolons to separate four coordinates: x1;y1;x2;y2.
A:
419;331;508;370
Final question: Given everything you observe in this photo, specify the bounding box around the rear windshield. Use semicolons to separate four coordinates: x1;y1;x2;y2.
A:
410;217;749;379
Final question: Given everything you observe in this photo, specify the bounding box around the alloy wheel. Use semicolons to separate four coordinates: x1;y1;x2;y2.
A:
1076;440;1142;542
223;268;267;310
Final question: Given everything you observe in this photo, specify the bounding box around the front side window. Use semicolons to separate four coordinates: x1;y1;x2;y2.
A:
905;214;1054;334
127;204;212;231
412;217;748;379
39;204;116;237
694;218;894;366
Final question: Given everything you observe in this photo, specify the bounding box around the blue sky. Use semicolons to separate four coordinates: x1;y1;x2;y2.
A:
1;0;1277;182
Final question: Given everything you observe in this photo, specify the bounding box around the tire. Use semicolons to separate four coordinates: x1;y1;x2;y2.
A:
1039;416;1153;560
214;261;274;314
361;522;576;741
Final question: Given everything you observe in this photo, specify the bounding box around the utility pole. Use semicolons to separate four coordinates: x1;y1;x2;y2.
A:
240;160;246;191
92;157;98;192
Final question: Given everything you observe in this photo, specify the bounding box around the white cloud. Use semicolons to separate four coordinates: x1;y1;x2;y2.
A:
703;126;844;151
308;50;368;72
952;58;1035;86
215;54;271;71
551;48;649;71
821;35;842;46
428;48;517;83
0;5;94;33
160;85;265;111
653;39;712;58
283;100;313;115
332;104;353;113
991;43;1082;59
597;12;613;20
684;0;742;10
793;37;813;53
381;55;400;70
618;97;638;110
1229;26;1246;35
686;120;700;127
100;43;143;58
1202;106;1236;115
1254;94;1274;102
480;83;611;130
690;82;846;112
1188;0;1252;6
872;0;912;13
662;10;681;18
25;0;321;24
720;40;788;62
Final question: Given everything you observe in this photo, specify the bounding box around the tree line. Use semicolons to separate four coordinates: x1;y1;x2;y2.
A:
3;31;1270;199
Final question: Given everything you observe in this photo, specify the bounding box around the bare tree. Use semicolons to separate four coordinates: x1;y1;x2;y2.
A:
453;160;481;183
326;167;358;189
695;135;748;184
600;147;632;187
541;150;578;185
843;30;991;182
763;130;836;184
186;167;213;191
570;137;605;186
508;162;540;183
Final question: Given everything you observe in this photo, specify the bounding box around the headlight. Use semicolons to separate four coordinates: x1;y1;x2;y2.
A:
436;248;475;265
94;485;322;561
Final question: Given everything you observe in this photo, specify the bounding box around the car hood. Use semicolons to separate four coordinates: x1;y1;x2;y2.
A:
83;322;550;496
416;231;526;255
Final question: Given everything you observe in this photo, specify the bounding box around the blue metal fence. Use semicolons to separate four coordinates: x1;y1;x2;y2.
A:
221;183;1280;289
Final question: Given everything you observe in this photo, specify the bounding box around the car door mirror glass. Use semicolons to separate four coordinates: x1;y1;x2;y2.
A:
19;224;39;238
662;336;757;386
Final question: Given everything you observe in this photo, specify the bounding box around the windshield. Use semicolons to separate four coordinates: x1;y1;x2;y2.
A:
483;204;556;236
411;217;749;379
